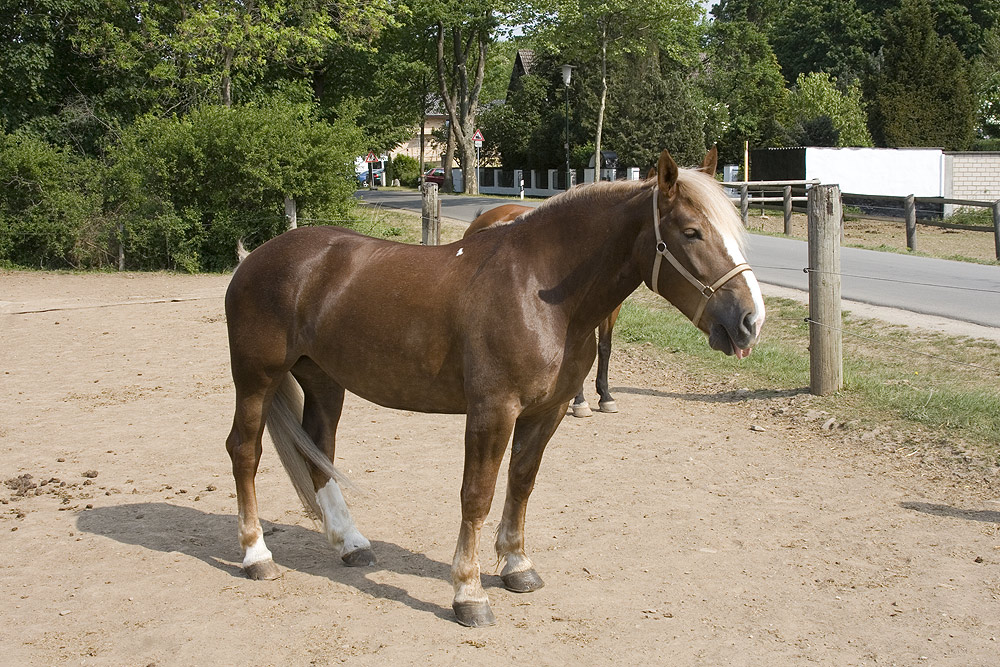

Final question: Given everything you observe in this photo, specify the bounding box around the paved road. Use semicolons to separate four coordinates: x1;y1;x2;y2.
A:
355;189;1000;329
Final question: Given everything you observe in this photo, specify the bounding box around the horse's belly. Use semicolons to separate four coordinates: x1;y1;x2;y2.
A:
306;319;469;414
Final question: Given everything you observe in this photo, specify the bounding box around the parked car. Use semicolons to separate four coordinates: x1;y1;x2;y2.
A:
358;167;384;185
423;167;446;185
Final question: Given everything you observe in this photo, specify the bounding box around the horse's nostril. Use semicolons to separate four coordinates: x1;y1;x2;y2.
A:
741;312;756;337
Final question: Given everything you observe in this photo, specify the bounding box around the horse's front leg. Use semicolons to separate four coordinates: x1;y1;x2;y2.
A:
452;404;518;627
496;403;566;593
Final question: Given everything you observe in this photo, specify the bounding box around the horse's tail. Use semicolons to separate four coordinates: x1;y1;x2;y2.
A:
236;239;250;264
265;373;356;520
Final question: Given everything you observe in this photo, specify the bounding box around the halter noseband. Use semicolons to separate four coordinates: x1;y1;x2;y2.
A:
650;187;752;328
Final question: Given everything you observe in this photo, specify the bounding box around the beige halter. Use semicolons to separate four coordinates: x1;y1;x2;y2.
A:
650;187;752;328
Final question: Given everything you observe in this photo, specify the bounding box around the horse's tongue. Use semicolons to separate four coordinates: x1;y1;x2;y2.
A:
735;346;752;359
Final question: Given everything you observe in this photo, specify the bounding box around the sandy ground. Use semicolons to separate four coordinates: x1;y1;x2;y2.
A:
2;270;999;666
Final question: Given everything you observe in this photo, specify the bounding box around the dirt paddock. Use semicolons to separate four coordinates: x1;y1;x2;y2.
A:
2;270;999;665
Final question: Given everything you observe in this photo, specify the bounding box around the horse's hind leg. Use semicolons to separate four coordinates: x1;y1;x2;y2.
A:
596;305;621;413
495;403;566;594
226;378;282;580
293;358;375;567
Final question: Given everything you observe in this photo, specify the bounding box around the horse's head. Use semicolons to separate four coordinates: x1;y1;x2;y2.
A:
644;148;765;357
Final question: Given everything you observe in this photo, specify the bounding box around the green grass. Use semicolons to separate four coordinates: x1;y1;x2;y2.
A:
616;293;1000;458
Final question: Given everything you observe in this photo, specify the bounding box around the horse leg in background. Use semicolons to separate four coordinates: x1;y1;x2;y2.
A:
570;389;593;418
495;403;566;593
595;304;622;413
292;358;375;567
452;403;519;627
226;374;282;580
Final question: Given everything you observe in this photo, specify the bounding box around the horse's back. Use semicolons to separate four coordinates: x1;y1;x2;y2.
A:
225;225;531;412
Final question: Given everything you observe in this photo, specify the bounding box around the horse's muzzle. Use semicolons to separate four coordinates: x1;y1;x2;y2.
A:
708;309;760;358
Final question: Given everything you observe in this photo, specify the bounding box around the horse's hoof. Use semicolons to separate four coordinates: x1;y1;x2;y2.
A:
598;400;618;413
453;601;496;627
502;568;545;593
244;559;282;580
571;402;593;418
342;547;377;567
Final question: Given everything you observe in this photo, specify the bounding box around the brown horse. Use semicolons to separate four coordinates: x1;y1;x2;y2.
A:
463;160;706;417
465;204;621;418
224;149;765;627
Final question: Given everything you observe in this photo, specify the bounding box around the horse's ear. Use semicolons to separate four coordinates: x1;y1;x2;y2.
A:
646;167;657;180
657;150;678;197
700;145;718;176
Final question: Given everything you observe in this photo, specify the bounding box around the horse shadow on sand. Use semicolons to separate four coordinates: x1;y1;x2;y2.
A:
612;385;809;404
76;502;502;621
900;501;1000;524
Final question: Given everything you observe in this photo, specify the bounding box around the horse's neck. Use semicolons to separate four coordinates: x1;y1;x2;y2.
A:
520;187;650;329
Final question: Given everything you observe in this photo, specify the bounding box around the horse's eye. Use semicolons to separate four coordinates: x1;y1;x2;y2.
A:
683;228;701;240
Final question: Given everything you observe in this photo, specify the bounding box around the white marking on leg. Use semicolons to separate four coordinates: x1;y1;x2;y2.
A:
456;247;464;256
242;534;273;568
453;521;489;604
497;521;534;576
316;479;370;556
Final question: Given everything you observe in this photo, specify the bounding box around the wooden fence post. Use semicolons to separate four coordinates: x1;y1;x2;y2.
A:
992;201;1000;261
904;194;916;252
740;184;749;225
421;182;440;245
783;185;792;235
808;184;843;396
117;222;125;271
284;197;297;230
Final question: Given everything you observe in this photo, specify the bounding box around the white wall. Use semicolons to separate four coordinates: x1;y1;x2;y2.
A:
805;147;943;197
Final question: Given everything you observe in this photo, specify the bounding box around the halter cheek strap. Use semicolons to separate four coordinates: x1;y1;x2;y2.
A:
650;187;752;328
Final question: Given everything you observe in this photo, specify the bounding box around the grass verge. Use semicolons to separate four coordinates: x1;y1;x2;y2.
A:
616;290;1000;463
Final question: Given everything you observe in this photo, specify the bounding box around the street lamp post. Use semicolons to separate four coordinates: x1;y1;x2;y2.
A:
561;64;573;189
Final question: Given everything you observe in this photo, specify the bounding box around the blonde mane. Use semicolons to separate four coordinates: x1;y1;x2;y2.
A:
535;169;747;254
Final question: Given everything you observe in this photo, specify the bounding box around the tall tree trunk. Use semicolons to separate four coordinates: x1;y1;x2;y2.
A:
419;114;426;185
443;123;456;193
436;20;488;195
594;24;607;181
221;46;234;107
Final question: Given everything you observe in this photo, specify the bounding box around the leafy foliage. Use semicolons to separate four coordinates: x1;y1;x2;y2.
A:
770;0;876;86
0;128;106;268
784;72;873;147
701;20;788;164
390;154;422;187
107;98;365;271
868;0;976;149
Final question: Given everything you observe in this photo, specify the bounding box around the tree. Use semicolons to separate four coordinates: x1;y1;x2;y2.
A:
868;0;976;149
784;72;873;146
769;0;876;86
971;29;1000;139
478;74;549;167
542;0;702;178
77;1;395;109
602;51;705;168
710;0;782;30
701;20;788;164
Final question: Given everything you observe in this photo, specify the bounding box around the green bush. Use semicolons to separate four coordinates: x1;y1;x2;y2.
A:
0;130;109;269
392;154;421;186
108;98;366;271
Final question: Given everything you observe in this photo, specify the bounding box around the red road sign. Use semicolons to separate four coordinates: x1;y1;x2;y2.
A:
364;151;379;163
472;129;485;142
